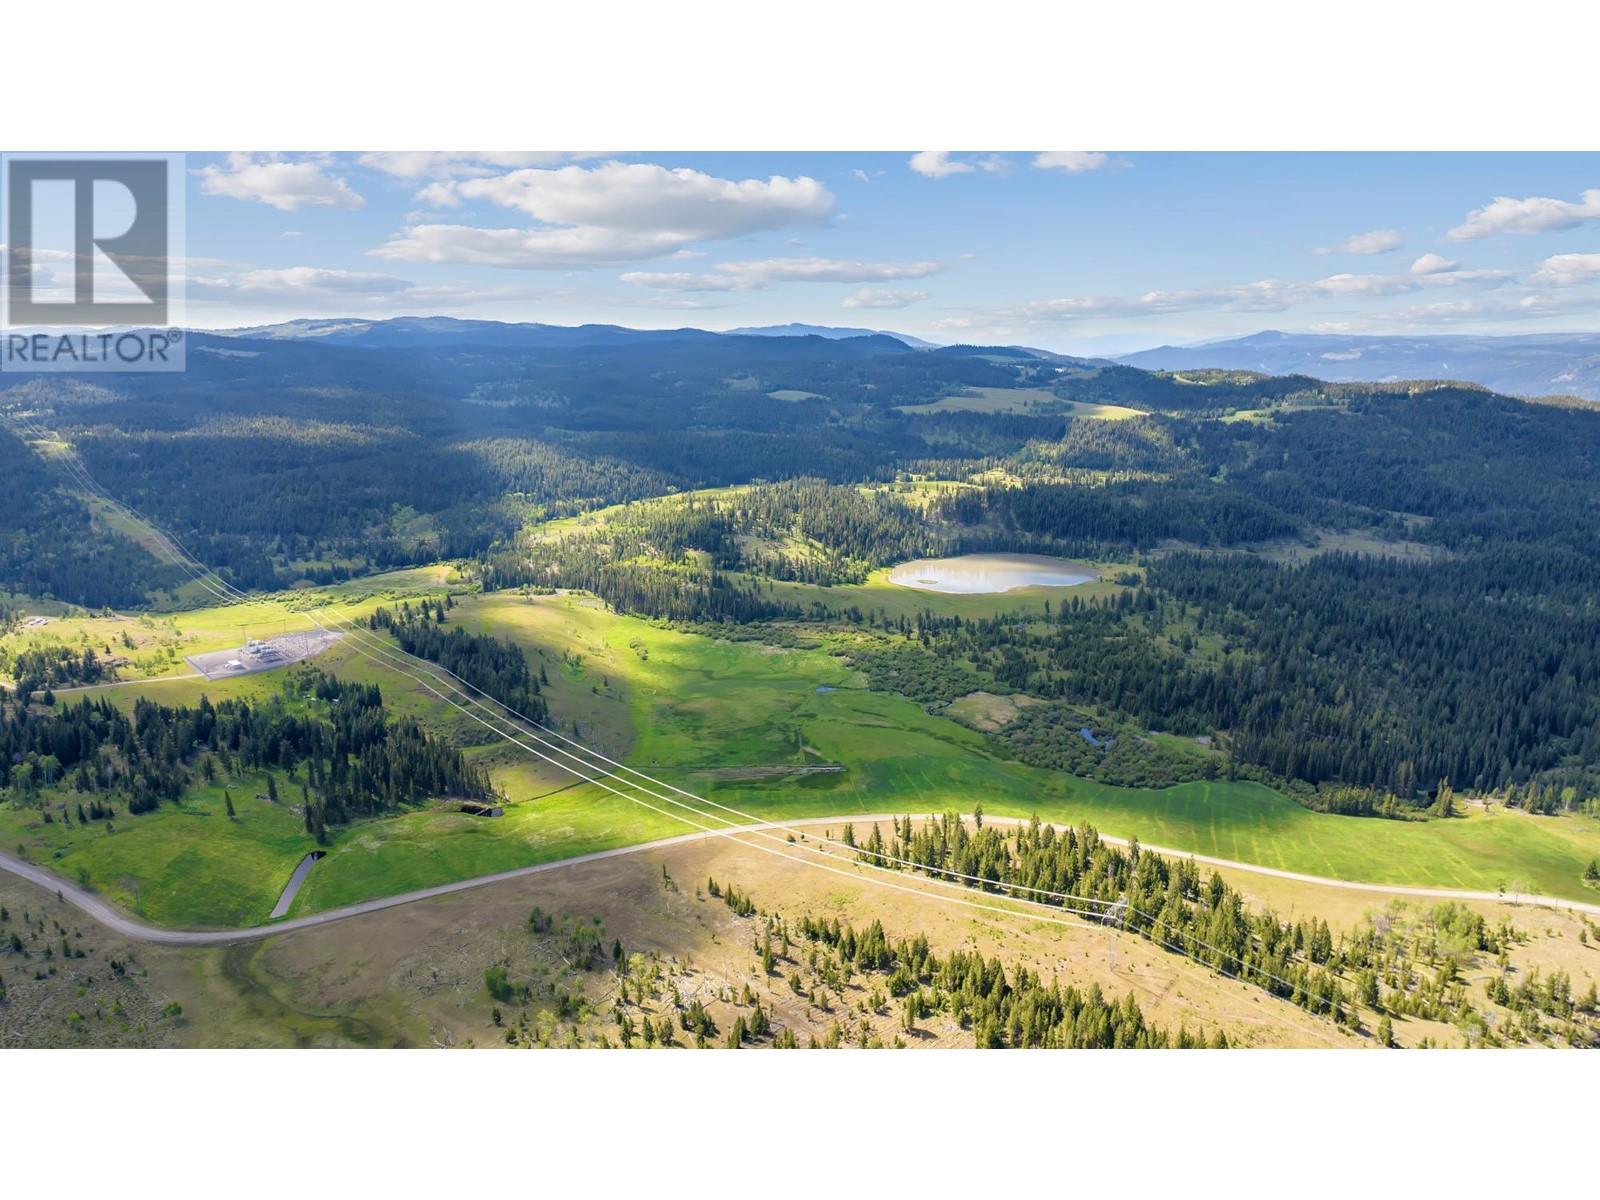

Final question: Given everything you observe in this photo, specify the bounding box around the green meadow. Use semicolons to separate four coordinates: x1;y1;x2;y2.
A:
0;772;311;928
894;386;1142;420
6;582;1600;929
447;591;1600;903
740;566;1131;622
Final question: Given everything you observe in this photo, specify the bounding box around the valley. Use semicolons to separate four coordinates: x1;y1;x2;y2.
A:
9;579;1600;941
5;321;1600;1048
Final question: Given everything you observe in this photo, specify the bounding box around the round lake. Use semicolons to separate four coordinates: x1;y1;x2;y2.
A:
887;553;1099;594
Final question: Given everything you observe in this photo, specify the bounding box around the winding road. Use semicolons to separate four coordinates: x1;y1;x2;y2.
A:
16;408;1593;949
4;812;1598;948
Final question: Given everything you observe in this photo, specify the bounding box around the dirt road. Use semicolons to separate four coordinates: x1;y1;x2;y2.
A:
6;812;1600;946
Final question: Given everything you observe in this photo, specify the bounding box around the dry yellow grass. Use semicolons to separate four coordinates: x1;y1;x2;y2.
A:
943;690;1043;732
0;822;1356;1047
8;819;1595;1049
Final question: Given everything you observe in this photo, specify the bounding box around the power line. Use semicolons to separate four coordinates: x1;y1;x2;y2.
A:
308;606;1366;1027
4;405;1359;1031
317;607;1363;1024
6;407;1112;930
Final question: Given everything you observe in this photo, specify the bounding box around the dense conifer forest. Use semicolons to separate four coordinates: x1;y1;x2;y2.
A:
367;598;549;722
0;667;489;831
0;644;111;702
5;333;1600;808
0;423;185;607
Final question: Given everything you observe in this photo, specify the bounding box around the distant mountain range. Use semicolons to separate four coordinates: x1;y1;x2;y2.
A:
216;317;1105;366
218;319;1600;401
222;315;729;350
724;323;940;349
1116;331;1600;402
223;316;954;353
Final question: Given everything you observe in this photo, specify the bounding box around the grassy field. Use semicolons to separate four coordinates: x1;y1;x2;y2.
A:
1246;527;1447;566
242;821;1357;1049
895;386;1142;420
453;591;1600;902
291;780;688;915
0;565;458;692
0;772;311;927
690;685;1600;900
896;386;1061;414
9;808;1596;1047
738;564;1133;621
8;582;1600;929
1058;399;1144;420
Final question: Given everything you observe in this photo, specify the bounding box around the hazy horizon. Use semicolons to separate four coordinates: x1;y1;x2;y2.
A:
194;312;1600;362
15;152;1596;355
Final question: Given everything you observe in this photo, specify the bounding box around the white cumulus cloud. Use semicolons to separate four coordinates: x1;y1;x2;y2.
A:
1530;252;1600;287
1444;189;1600;241
377;162;834;269
198;154;365;212
908;151;974;178
1313;272;1419;297
842;288;927;309
1314;267;1510;296
1314;228;1403;255
1032;151;1110;173
449;163;831;234
357;152;598;179
1409;253;1459;275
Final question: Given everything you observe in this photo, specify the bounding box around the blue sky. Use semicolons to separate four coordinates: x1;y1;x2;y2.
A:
174;151;1600;352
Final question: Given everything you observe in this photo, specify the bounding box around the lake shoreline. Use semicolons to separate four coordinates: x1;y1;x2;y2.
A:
887;553;1101;595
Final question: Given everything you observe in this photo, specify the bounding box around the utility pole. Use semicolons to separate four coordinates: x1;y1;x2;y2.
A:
1102;895;1128;973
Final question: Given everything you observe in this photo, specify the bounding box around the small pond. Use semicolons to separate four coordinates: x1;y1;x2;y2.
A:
887;553;1098;594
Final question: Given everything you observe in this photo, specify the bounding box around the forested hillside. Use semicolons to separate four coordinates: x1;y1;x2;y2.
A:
0;666;489;834
368;597;548;722
0;421;185;607
4;327;1599;812
0;333;1025;600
